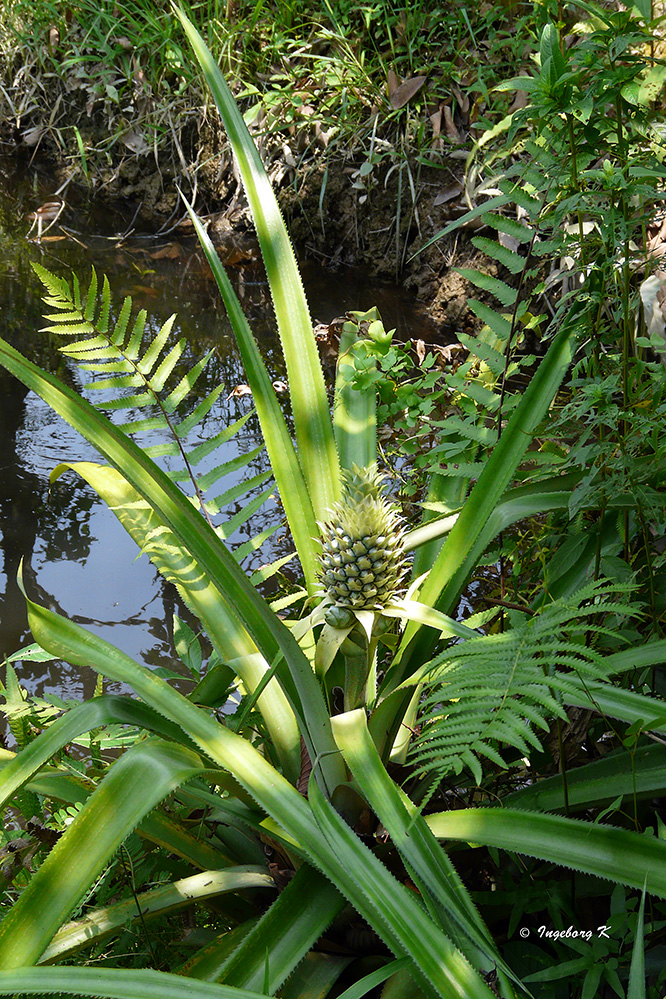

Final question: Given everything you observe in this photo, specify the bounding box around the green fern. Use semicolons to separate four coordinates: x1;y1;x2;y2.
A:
33;264;284;572
408;580;638;789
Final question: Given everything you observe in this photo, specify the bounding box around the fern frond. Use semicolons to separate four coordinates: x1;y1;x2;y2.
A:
33;264;278;568
409;580;638;790
471;237;525;275
456;269;518;307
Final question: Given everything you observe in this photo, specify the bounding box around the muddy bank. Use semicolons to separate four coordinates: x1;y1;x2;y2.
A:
1;92;484;332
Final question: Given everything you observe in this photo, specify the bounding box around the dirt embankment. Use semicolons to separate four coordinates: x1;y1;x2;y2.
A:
2;90;486;334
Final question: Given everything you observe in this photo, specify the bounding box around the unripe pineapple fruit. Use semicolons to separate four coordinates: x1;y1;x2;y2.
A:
318;464;407;609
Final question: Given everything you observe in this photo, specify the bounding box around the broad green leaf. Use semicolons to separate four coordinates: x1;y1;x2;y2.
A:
0;739;205;967
279;953;352;999
217;866;346;992
332;711;517;985
334;321;377;471
427;808;666;897
180;197;321;592
0;694;199;810
0;967;266;999
308;780;497;999
51;461;301;783
505;742;666;813
21;594;491;994
0;335;343;793
175;7;340;519
564;677;666;731
40;867;274;963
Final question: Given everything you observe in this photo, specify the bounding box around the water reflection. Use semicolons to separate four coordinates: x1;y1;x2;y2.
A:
0;157;435;700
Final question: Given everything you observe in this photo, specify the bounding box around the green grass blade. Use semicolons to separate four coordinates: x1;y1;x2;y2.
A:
174;7;339;519
0;740;205;967
0;968;267;999
627;888;646;999
335;958;411;999
427;808;666;898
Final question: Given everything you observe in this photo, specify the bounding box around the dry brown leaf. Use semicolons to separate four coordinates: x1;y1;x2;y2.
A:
433;183;463;207
149;243;182;260
387;69;401;98
499;232;521;253
122;130;150;154
228;384;253;399
415;339;426;365
450;83;470;115
509;90;530;113
389;75;427;110
21;126;44;147
443;105;462;143
48;25;60;53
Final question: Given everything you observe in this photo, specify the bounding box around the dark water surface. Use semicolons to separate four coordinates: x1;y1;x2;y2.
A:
0;157;434;703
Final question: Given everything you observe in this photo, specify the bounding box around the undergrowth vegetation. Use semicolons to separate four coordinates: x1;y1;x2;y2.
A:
2;2;666;999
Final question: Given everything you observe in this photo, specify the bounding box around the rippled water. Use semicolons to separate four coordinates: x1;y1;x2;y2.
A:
0;155;436;703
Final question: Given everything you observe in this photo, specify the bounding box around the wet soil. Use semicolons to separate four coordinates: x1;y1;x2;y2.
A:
1;103;485;336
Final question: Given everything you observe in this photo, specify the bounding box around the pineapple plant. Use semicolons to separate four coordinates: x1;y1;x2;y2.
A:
318;464;408;612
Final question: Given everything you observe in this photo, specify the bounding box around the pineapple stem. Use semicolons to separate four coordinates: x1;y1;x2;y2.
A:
340;628;370;712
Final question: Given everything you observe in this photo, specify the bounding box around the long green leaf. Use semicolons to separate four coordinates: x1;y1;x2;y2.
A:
217;866;346;992
0;695;198;810
0;967;267;999
505;743;666;813
23;594;492;999
334;324;377;471
628;888;646;999
393;303;586;685
180;200;321;591
40;867;274;963
332;711;517;985
308;781;497;999
0;739;205;967
52;461;301;783
427;808;666;897
0;336;344;794
174;6;339;518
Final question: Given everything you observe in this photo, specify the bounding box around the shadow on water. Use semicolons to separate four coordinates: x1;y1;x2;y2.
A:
0;157;437;703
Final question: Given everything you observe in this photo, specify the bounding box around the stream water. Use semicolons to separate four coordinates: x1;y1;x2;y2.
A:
0;156;438;707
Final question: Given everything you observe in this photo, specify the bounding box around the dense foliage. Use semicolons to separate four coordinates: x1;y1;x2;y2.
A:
2;3;666;999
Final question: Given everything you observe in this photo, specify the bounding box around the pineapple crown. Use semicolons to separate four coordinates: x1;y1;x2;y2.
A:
327;464;401;538
317;464;408;610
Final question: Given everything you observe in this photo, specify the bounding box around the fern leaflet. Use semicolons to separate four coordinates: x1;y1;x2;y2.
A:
408;581;638;789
